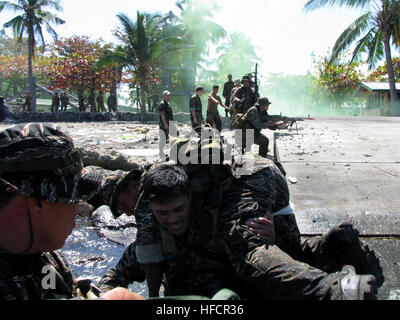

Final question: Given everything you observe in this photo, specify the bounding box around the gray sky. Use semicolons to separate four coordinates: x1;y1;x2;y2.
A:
0;0;381;76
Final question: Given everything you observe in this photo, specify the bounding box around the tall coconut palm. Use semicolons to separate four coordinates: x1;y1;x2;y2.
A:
175;0;227;77
0;0;65;112
214;32;260;82
102;12;178;114
304;0;400;116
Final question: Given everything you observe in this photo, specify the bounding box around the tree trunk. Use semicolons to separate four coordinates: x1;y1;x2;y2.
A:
140;81;146;114
28;21;36;112
112;66;118;112
383;37;398;116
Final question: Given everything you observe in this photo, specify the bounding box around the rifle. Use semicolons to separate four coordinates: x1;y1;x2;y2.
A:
269;115;306;134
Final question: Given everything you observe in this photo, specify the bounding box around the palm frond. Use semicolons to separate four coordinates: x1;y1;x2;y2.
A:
329;12;373;63
303;0;371;13
366;29;384;69
0;1;23;12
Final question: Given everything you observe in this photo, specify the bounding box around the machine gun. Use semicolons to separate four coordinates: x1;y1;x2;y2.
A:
269;115;306;134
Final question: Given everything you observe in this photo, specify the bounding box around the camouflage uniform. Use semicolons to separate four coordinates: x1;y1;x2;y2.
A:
96;94;106;113
23;94;32;112
242;101;274;158
82;165;142;217
51;94;60;113
206;93;223;132
99;140;381;299
61;94;70;112
0;97;6;122
0;124;100;300
0;248;75;300
88;94;96;113
159;100;174;140
223;80;234;117
189;94;203;134
232;86;257;114
107;94;117;113
78;94;86;112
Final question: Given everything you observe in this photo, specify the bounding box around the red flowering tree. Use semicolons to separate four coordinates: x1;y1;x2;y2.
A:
47;36;130;95
313;56;365;107
367;58;400;83
0;54;54;96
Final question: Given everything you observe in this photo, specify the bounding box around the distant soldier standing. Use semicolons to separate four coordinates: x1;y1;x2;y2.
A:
22;93;32;112
60;93;69;112
232;76;258;114
159;90;174;141
190;87;205;135
0;97;6;122
78;93;86;112
206;85;229;133
107;92;117;113
51;92;61;113
88;93;96;112
96;92;106;113
230;79;241;104
223;74;234;117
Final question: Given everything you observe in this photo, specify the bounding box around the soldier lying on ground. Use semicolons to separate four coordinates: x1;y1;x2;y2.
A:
98;163;378;300
0;124;145;301
95;136;383;300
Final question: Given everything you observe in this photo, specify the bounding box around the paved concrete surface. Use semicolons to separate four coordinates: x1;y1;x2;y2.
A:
274;117;400;300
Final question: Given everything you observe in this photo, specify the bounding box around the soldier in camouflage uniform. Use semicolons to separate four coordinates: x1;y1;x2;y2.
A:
107;92;117;113
232;76;258;114
240;97;280;158
0;124;145;301
88;93;96;113
60;93;70;112
51;93;61;113
99;163;378;300
98;136;382;299
78;93;86;113
190;87;205;135
159;91;174;142
96;92;106;113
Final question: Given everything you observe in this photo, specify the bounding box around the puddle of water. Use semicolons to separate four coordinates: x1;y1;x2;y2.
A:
61;218;149;298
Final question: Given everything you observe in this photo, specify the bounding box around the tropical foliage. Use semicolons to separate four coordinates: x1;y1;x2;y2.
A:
47;36;130;94
304;0;400;114
0;0;65;111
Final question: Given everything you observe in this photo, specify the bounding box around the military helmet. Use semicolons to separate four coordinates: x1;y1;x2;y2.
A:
0;123;98;203
256;97;272;107
103;168;143;219
168;129;232;194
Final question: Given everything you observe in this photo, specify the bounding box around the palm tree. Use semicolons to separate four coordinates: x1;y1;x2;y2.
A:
214;32;260;82
304;0;400;116
0;0;65;112
175;0;226;76
102;12;176;114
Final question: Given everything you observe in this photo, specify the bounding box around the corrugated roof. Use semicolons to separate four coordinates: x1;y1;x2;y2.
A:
360;82;400;92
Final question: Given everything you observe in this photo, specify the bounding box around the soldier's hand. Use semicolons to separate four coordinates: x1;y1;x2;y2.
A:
247;212;276;244
101;288;146;300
